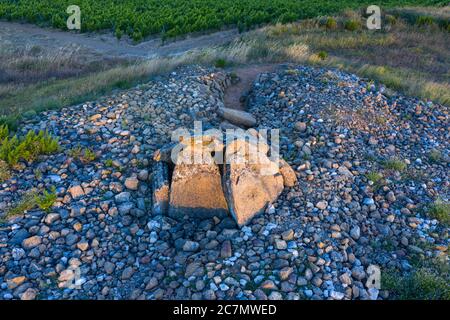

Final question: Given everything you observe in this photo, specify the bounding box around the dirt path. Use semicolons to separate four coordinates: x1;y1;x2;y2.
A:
0;21;239;59
224;64;277;111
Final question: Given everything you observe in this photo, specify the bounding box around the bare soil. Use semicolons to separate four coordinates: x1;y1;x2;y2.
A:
0;21;239;59
224;64;278;111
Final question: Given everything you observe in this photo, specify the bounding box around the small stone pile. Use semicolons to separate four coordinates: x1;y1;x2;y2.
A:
152;131;297;227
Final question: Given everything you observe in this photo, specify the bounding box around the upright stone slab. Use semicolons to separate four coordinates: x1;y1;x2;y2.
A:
168;139;228;219
152;161;170;215
223;138;284;227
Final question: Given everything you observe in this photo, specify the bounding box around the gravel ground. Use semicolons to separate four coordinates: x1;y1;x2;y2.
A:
0;64;448;300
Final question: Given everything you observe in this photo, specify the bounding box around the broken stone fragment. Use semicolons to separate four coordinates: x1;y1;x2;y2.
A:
217;107;257;127
153;142;178;163
279;159;297;187
152;161;170;215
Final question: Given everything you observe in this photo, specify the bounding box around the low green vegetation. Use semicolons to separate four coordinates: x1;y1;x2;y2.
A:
6;191;37;218
382;259;450;299
366;171;384;190
0;159;10;182
214;58;228;68
428;199;449;225
317;51;328;60
0;125;59;166
68;145;96;163
324;17;338;30
428;149;443;163
382;158;407;172
344;19;361;31
35;187;58;212
5;187;58;219
104;159;114;167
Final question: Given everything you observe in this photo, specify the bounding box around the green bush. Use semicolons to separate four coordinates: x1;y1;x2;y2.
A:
428;199;449;225
214;58;227;68
68;145;96;163
416;16;434;27
344;19;360;31
0;160;10;183
382;158;407;172
317;51;328;60
385;14;397;25
325;17;338;30
428;149;443;163
382;267;450;300
0;127;59;166
366;171;384;188
5;187;57;219
35;186;57;212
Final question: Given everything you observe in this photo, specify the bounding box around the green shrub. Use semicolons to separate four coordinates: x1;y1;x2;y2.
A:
115;28;123;40
428;149;443;163
104;159;114;167
382;158;407;172
0;160;10;183
317;51;328;60
382;267;450;300
68;145;96;163
215;58;227;68
344;19;360;31
0;125;8;140
6;191;38;218
365;171;384;190
6;187;57;218
385;14;397;26
428;199;449;225
416;16;434;27
35;186;57;212
0;127;59;166
325;17;337;30
0;116;18;132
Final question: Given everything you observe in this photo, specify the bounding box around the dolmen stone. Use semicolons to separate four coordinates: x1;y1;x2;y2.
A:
222;134;284;227
152;129;296;227
151;161;170;215
217;107;257;127
168;135;228;219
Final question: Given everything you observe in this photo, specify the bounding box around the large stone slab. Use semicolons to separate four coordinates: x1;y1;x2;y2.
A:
168;142;228;219
152;161;170;215
218;107;257;127
169;163;228;219
222;137;284;227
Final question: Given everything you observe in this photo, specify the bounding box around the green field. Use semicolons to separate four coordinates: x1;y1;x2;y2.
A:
0;0;445;40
